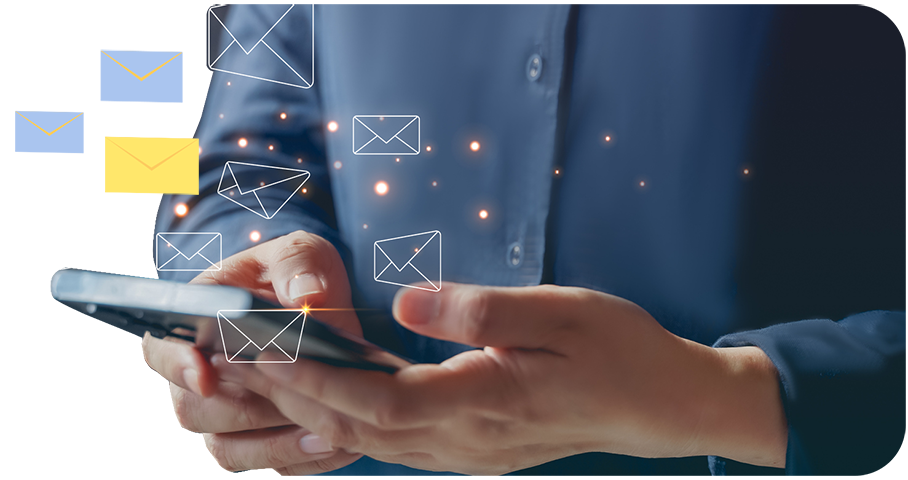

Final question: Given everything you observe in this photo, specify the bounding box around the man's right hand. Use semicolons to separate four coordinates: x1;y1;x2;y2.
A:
141;231;364;474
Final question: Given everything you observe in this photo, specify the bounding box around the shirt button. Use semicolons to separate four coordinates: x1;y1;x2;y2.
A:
507;242;523;268
526;54;543;81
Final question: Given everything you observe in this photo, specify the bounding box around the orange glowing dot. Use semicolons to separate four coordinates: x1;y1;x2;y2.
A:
249;231;261;242
227;81;231;86
327;121;338;132
743;168;750;175
301;188;308;194
280;112;287;120
238;138;248;148
302;305;310;314
605;135;612;142
470;141;480;151
379;116;384;121
426;146;432;152
395;158;400;162
479;209;489;219
374;181;389;196
554;169;560;175
174;203;188;217
415;248;420;252
333;160;342;169
639;181;646;187
297;158;303;163
432;181;438;187
363;224;369;229
260;181;265;187
199;146;203;155
268;144;274;151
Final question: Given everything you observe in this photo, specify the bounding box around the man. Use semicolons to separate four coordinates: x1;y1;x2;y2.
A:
146;5;904;475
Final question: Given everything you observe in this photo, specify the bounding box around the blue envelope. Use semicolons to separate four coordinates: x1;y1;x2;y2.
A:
101;50;182;102
15;111;84;153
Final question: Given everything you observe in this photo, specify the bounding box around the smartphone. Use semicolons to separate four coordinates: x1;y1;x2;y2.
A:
51;268;414;373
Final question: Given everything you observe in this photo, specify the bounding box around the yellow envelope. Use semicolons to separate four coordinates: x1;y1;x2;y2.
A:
105;137;198;194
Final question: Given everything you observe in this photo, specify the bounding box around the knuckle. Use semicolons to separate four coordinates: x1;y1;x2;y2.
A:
371;392;412;428
171;386;202;433
310;456;347;474
229;389;258;431
315;413;357;450
460;290;493;344
261;433;290;468
275;231;337;268
205;434;238;472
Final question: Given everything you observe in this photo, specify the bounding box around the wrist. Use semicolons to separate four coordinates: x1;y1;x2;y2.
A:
698;345;788;468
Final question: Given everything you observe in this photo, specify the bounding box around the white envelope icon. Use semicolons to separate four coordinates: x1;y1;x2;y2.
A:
155;232;222;271
374;230;442;292
217;161;310;219
353;115;420;155
217;309;306;363
207;4;314;89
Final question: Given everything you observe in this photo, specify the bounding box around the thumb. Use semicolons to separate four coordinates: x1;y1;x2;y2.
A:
392;283;573;349
263;232;361;335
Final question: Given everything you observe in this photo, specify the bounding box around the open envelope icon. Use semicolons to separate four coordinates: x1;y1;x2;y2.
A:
353;115;420;155
15;111;83;153
374;231;442;292
217;310;307;363
217;161;310;219
101;50;182;102
105;137;199;194
156;232;222;271
208;4;314;89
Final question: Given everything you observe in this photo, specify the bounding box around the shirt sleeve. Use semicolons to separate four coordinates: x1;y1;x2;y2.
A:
154;5;346;283
708;310;905;475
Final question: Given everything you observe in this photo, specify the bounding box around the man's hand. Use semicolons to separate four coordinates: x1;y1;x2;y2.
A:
217;283;788;474
141;231;363;473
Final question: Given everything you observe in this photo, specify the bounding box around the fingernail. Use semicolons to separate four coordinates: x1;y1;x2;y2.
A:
299;434;333;454
182;368;202;396
289;273;324;302
394;289;440;325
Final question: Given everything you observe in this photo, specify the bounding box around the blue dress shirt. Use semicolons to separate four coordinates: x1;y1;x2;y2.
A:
157;5;905;475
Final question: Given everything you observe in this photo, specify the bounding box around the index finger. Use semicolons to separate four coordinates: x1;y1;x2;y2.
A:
142;332;218;397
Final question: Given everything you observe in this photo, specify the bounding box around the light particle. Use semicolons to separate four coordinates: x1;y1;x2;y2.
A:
333;160;343;170
432;181;438;187
479;209;489;219
470;141;480;152
363;224;369;229
743;168;750;175
374;181;389;196
280;112;287;120
327;121;338;132
426;146;432;152
174;203;188;217
238;138;248;148
249;231;261;242
395;158;400;162
297;158;303;163
301;188;308;194
639;181;646;187
268;144;274;151
219;113;224;119
605;135;612;142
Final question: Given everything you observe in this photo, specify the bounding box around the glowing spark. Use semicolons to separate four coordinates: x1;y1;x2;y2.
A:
238;138;248;148
327;121;338;132
479;209;489;219
249;231;261;242
374;181;389;196
470;141;480;152
174;203;188;217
